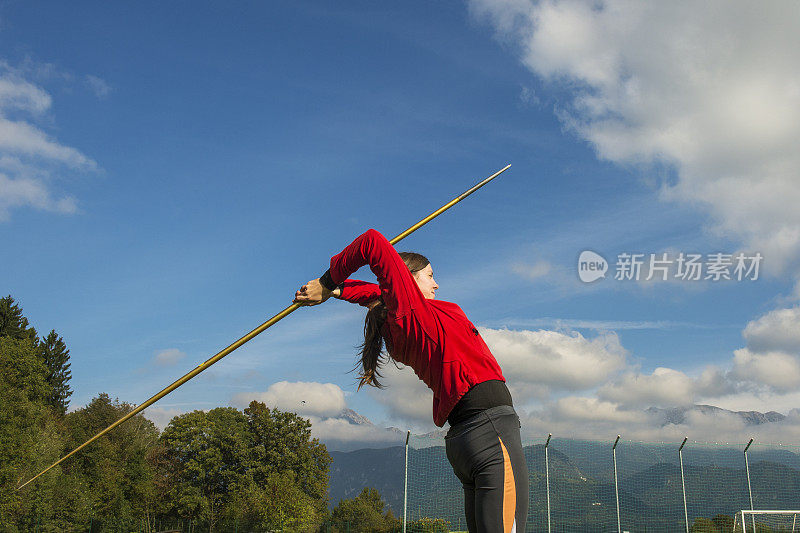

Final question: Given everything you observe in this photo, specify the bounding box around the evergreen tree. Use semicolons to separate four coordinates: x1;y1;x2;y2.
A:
39;330;73;415
0;336;61;529
0;296;37;342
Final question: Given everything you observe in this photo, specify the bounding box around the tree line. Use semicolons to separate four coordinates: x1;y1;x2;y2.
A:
0;296;448;532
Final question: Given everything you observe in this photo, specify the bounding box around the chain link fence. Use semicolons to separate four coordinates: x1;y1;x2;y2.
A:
406;435;800;532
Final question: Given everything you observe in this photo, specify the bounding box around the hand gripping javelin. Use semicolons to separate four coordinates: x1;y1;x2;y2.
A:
17;164;511;490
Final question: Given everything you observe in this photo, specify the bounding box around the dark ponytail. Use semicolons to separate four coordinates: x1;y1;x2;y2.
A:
357;252;429;390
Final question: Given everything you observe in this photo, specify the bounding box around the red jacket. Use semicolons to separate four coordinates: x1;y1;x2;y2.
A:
329;229;506;427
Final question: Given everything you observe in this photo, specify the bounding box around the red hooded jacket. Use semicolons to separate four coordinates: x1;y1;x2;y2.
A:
329;229;506;427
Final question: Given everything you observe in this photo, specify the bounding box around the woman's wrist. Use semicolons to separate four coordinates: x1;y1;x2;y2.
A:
319;269;338;291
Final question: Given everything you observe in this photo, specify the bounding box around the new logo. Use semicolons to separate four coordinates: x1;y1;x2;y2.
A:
578;250;608;283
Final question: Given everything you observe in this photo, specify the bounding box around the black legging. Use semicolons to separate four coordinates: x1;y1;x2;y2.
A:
445;405;528;532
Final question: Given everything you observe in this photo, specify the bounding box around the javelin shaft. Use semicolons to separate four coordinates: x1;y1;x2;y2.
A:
390;164;510;243
18;164;510;490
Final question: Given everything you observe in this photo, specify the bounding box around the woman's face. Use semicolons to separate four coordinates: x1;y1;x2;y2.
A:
413;263;438;299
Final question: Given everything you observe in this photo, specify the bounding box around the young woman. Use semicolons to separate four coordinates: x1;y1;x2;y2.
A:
294;228;528;533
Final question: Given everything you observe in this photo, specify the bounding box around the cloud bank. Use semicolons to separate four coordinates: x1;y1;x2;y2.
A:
134;298;800;450
470;0;800;275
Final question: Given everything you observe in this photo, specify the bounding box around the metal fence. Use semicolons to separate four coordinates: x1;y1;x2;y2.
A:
405;434;800;532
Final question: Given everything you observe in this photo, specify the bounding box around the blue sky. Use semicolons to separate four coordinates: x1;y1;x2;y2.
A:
3;1;800;447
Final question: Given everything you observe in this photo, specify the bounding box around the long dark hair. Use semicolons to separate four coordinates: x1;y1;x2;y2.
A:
357;252;429;390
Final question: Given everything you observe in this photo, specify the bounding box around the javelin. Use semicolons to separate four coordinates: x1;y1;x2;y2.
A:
17;163;511;490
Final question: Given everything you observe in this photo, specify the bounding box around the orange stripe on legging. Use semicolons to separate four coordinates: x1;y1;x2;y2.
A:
498;437;516;532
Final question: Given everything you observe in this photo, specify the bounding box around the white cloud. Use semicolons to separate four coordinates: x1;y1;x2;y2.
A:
232;380;347;418
0;75;51;114
150;317;800;444
518;85;540;107
142;382;403;450
552;396;646;424
710;389;800;416
512;260;551;280
480;327;627;400
154;348;186;366
85;75;111;99
730;348;800;393
517;398;664;442
599;367;698;407
471;0;800;274
743;306;800;354
231;379;408;450
0;173;77;220
0;61;97;221
725;306;800;392
695;366;737;398
368;363;436;429
0;117;95;169
473;315;800;442
306;416;405;451
516;399;800;444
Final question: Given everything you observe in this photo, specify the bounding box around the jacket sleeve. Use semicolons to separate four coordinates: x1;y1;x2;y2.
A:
339;279;382;307
328;229;430;319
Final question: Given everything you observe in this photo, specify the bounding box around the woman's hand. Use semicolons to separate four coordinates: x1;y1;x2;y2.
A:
293;278;336;306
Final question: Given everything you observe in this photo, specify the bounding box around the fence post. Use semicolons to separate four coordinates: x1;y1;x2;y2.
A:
744;438;755;533
404;430;410;533
613;435;621;533
545;433;552;533
679;437;689;533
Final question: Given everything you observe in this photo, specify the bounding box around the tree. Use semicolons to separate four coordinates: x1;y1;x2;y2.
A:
408;517;450;532
63;394;160;531
243;401;331;512
712;514;734;532
330;487;401;532
691;517;720;532
0;297;73;415
159;407;251;532
39;330;73;415
0;336;61;531
0;296;37;342
157;402;331;532
234;471;321;531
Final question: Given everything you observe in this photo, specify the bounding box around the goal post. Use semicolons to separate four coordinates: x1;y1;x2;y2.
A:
733;510;800;532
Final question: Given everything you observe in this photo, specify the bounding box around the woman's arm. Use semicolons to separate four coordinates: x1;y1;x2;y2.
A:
293;229;428;317
327;229;428;317
294;279;379;307
338;279;381;307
